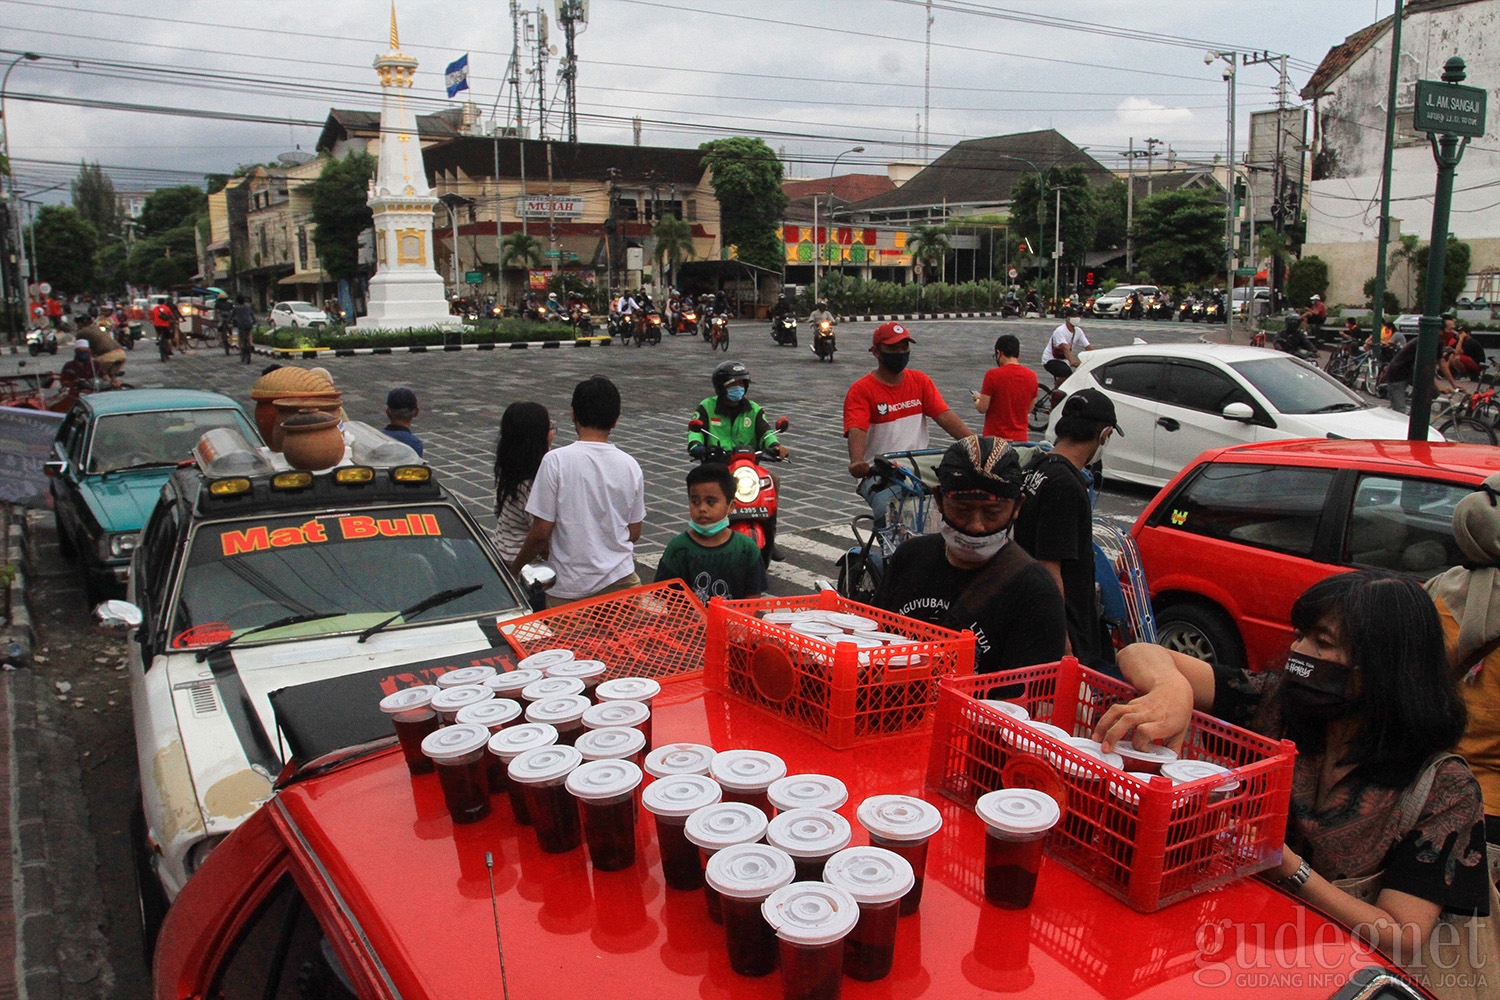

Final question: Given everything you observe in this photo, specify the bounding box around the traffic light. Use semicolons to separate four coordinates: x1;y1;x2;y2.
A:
1084;270;1098;289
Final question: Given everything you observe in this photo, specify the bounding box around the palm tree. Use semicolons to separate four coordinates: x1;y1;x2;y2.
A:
1390;233;1421;310
653;214;695;291
906;225;951;285
1258;226;1293;311
500;232;543;271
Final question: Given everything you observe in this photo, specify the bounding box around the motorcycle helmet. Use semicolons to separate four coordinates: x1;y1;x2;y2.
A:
548;292;559;302
935;436;1024;500
711;360;751;396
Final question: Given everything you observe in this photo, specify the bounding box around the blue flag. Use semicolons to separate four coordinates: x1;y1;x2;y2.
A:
444;54;470;98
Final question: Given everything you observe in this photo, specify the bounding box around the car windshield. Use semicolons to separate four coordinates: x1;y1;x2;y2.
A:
285;302;315;311
87;409;256;474
1228;357;1369;415
169;504;519;647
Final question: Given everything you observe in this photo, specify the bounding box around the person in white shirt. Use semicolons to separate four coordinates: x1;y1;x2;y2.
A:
512;376;646;607
1041;309;1089;387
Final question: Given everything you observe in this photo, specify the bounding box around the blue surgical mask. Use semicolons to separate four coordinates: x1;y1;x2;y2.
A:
690;516;730;536
725;385;747;403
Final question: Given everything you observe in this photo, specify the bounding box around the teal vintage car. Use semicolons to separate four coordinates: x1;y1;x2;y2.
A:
47;390;261;596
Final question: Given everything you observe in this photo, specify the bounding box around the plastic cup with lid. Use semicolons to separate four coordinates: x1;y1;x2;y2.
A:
983;699;1030;722
544;658;608;701
1055;740;1123;845
1160;759;1242;869
488;723;559;824
1160;759;1241;801
825;611;879;632
645;742;716;780
710;749;787;818
379;684;442;774
1008;719;1072;757
566;759;643;871
975;789;1060;909
766;807;853;883
862;631;915;645
596;677;661;747
520;675;586;706
790;620;843;638
485;668;543;700
524;694;591;745
1104;772;1160;884
430;684;495;725
822;846;915;981
455;699;523;790
761;881;861;1000
686;801;771;924
768;774;848;815
516;648;574;672
1112;740;1178;775
581;700;651;756
435;665;497;689
856;794;942;915
704;843;797;977
575;726;646;766
643;774;722;890
420;723;492;824
508;745;584;854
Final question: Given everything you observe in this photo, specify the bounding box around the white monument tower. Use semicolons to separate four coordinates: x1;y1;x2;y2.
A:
358;3;461;330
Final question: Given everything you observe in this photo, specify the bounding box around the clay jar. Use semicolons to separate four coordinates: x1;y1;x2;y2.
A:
249;366;336;442
271;395;343;451
280;412;345;471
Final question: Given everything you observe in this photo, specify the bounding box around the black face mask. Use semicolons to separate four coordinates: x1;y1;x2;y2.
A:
880;351;910;374
1281;651;1358;722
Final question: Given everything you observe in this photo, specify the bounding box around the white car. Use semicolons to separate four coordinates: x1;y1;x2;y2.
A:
1092;284;1159;318
269;300;331;329
1048;343;1432;487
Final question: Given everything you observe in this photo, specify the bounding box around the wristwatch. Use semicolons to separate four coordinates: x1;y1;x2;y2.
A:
1281;857;1313;891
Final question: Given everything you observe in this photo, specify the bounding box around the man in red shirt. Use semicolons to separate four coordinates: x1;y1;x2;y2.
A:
973;334;1037;443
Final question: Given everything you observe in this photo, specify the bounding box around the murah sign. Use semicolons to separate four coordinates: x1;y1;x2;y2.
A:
515;196;585;219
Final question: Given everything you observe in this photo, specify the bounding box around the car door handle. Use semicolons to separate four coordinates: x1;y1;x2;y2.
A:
1156;417;1180;432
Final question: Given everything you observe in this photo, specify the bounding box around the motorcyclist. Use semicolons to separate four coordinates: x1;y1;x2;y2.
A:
808;299;835;327
1275;310;1317;357
769;293;793;322
60;345;104;388
546;292;566;319
688;360;789;559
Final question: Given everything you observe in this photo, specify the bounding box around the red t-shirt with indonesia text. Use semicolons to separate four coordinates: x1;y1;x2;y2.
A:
843;369;949;463
980;363;1038;442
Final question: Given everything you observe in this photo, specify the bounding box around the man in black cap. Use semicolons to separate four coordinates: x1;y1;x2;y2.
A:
1014;387;1122;669
873;435;1065;673
382;387;424;457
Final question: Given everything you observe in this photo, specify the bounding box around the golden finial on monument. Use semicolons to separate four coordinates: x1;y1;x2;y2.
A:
390;0;400;50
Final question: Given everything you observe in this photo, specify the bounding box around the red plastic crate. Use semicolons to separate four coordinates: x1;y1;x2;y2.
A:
703;591;976;749
925;657;1295;912
497;581;707;683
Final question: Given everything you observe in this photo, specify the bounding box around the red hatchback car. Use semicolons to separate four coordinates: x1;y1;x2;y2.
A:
1132;439;1499;673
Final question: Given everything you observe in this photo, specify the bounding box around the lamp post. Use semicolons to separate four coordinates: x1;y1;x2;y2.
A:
1;52;40;347
1207;50;1238;333
815;145;863;303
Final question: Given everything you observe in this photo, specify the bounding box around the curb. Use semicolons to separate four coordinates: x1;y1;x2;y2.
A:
254;337;615;360
837;311;1010;322
4;510;30;669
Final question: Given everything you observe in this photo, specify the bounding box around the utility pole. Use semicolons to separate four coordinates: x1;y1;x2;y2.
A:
557;0;586;143
1371;0;1404;347
1144;137;1162;196
546;141;558;274
1052;184;1065;310
1207;50;1239;333
532;8;550;141
922;0;933;160
1244;49;1290;309
1125;138;1135;276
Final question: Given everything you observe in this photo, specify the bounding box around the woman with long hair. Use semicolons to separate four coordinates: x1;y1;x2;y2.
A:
492;402;552;565
1097;570;1489;975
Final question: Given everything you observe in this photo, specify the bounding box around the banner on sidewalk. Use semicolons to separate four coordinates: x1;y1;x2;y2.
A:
0;406;64;506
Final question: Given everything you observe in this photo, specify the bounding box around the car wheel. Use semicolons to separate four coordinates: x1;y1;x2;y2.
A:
1155;600;1245;672
130;797;170;963
55;513;76;559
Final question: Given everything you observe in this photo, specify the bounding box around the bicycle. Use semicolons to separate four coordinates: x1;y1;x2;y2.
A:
1433;387;1498;444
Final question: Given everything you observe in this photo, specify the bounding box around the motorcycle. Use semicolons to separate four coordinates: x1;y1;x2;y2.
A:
608;312;632;340
1177;298;1196;323
633;309;663;347
769;314;798;347
26;327;57;356
687;416;789;567
812;318;836;362
571;304;593;334
1203;293;1226;324
675;310;698;336
1000;294;1021;318
705;314;727;348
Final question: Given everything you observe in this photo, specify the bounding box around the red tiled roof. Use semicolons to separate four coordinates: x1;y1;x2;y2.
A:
1300;17;1393;100
782;174;895;203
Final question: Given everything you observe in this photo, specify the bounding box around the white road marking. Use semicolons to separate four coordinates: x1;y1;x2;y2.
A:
773;533;851;564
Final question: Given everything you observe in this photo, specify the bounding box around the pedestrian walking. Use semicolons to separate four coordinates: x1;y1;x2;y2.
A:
973;334;1038;443
493;401;553;566
232;297;256;364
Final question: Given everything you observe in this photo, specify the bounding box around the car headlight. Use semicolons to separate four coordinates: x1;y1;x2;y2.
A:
101;532;139;560
184;834;227;876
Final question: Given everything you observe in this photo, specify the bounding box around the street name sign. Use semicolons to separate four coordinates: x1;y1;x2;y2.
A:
1414;79;1487;137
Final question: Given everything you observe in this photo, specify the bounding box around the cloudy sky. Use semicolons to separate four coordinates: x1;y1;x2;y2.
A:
2;0;1395;199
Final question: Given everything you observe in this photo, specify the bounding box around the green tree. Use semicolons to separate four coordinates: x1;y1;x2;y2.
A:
137;185;206;237
1008;166;1100;270
906;226;950;284
698;137;788;273
1091;179;1129;255
1362;276;1400;316
307;153;375;282
126;185;207;289
1413;235;1471;312
26;206;98;294
1389;233;1421;309
71;161;119;240
501;232;544;270
1131;188;1225;287
1285;256;1329;307
653;213;695;290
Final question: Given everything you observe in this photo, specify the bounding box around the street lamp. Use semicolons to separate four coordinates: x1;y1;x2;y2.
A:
814;145;863;303
1207;50;1238;332
0;52;40;347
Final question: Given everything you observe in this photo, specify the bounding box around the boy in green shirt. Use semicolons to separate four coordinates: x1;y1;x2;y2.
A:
654;463;767;602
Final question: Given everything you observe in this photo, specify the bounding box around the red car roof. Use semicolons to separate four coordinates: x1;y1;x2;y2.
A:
267;678;1387;1000
1199;438;1499;479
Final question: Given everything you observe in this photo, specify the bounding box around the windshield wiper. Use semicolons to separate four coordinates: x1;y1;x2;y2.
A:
357;584;484;644
1310;402;1362;413
101;461;182;478
196;610;346;662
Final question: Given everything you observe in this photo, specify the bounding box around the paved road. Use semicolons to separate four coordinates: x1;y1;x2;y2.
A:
7;316;1215;596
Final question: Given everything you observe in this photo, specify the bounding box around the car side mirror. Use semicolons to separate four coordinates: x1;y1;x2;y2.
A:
93;599;143;635
43;459;66;478
1222;402;1255;422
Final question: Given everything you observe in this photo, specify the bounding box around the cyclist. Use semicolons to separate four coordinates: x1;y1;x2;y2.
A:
688;360;789;557
1041;309;1089;389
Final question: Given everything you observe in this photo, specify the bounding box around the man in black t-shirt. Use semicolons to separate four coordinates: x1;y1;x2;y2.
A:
1014;388;1121;669
874;436;1065;673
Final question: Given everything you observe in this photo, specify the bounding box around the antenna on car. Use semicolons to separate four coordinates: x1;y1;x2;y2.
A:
485;852;513;999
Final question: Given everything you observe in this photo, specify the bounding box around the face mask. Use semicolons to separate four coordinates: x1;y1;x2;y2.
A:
690;516;730;536
1281;651;1357;721
1087;431;1111;467
880;351;910;374
725;385;746;403
940;520;1010;563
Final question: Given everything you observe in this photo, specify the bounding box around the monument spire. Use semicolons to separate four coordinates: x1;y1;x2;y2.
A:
389;0;399;50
